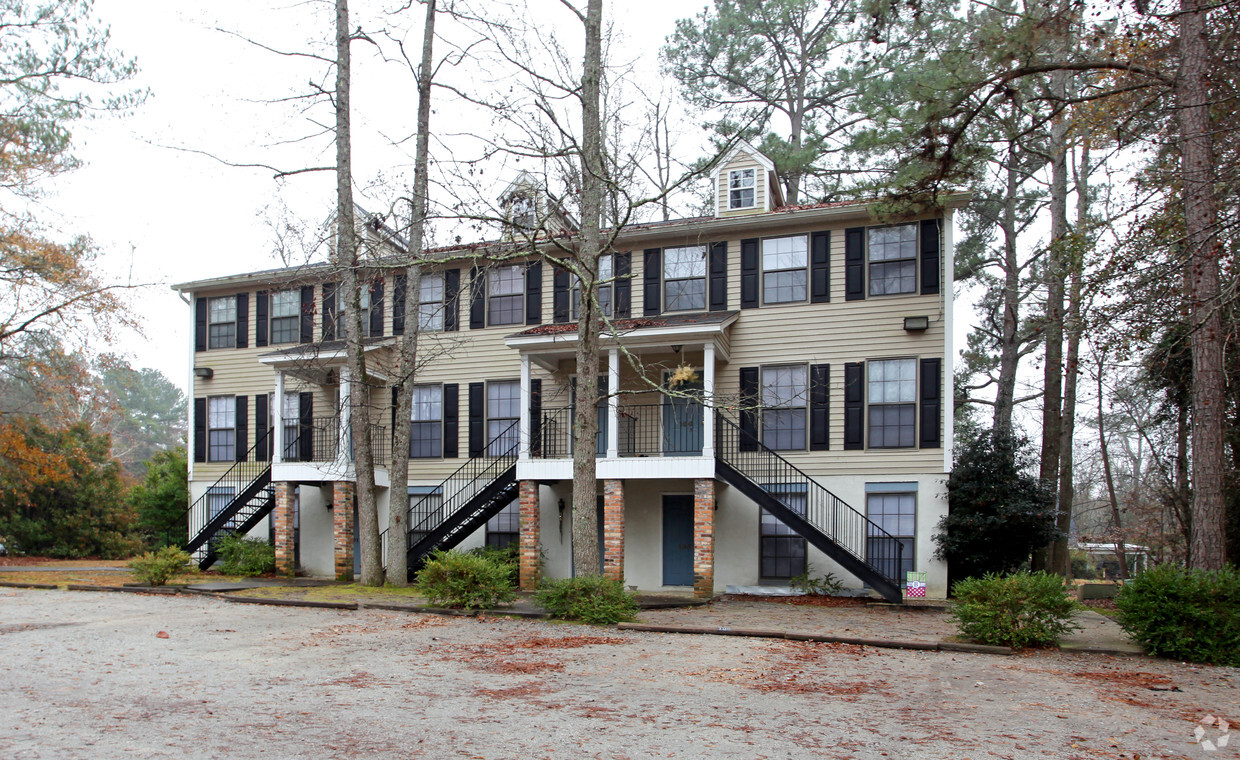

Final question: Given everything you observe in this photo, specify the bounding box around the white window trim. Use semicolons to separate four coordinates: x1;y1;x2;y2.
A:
728;168;756;210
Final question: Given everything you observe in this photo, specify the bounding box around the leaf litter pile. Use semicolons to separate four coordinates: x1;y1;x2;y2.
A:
436;632;630;676
699;640;892;699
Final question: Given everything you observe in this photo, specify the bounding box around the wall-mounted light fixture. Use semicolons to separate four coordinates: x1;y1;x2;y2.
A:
903;316;930;332
193;367;214;379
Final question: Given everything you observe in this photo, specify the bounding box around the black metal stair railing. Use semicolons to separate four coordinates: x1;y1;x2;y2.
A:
714;411;905;603
405;420;520;569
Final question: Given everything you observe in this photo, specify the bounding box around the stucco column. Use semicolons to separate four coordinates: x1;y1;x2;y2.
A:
693;478;715;599
702;342;715;458
273;372;285;464
273;481;296;576
337;366;352;467
606;349;619;458
333;480;355;582
602;479;625;582
518;480;540;591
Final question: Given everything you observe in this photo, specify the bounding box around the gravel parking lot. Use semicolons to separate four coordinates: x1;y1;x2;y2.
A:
1;588;1236;759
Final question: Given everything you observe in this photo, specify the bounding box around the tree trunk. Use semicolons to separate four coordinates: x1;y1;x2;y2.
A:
570;0;605;577
1096;356;1129;580
992;140;1022;435
386;0;437;586
1178;0;1226;571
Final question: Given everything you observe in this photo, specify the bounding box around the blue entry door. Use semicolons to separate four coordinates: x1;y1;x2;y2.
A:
662;495;695;586
662;373;703;455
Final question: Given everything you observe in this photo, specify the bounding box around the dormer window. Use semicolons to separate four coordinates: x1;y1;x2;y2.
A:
510;195;535;228
729;168;756;209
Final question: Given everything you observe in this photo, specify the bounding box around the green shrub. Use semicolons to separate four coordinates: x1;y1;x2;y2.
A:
1069;549;1098;580
534;576;638;624
951;571;1081;648
415;549;516;610
128;546;191;586
1115;564;1240;666
467;544;520;587
790;564;844;595
215;534;275;577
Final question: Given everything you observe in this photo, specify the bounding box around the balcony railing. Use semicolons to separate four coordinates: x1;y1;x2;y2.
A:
281;419;391;464
534;402;704;459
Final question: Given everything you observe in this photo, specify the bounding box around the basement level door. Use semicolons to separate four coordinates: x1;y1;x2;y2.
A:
662;495;694;586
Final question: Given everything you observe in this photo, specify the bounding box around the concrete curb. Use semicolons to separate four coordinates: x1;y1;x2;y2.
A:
617;622;1014;656
220;595;360;610
64;584;181;595
0;580;59;590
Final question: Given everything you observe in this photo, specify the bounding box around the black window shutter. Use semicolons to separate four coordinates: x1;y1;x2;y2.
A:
739;367;759;452
811;230;831;303
468;382;484;456
844;362;864;450
614;252;631;317
810;364;830;451
322;282;338;340
392;274;407;336
529;378;542;457
709;241;728;311
921;219;941;295
369;280;385;337
194;298;207;352
740;238;759;309
255;393;269;462
443;268;460;332
525;260;542;325
920;357;942;448
234;395;248;462
255;291;269;347
299;286;314;343
469;267;485;329
235;292;249;348
298;392;314;462
193;398;206;462
642;248;661;316
552;266;570;323
442;383;459;458
390;385;398;437
845;227;865;301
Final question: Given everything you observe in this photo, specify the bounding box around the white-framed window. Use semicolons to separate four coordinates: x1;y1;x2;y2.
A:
486;499;520;549
207;486;235;521
418;272;445;331
407;485;443;538
761;365;807;451
868;358;916;448
488;265;524;326
207;396;235;462
487;380;520;455
866;489;916;581
867;224;918;296
663;246;707;312
729;168;756;209
282;393;300;460
760;483;807;580
572;253;613;318
410;384;443;458
762;235;808;304
208;296;237;349
510;195;535;228
332;287;372;338
269;290;300;344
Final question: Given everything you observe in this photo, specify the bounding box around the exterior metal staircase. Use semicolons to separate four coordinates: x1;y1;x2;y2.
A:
404;421;520;574
714;412;905;603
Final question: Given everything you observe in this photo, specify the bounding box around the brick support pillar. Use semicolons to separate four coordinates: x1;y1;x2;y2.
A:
273;482;296;577
518;480;540;591
602;479;625;582
333;481;355;582
693;478;715;599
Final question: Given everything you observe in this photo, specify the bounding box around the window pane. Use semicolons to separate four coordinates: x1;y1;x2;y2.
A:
664;278;705;311
489;265;523;296
209;297;236;324
488;294;522;325
762;236;807;271
208;397;235;428
867;224;917;261
762;365;806;407
663;246;707;279
869;260;916;295
271;291;298;317
420;272;444;303
763;269;806;304
411;385;442;422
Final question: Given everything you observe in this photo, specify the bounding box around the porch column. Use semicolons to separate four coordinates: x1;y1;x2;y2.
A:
602;479;625;581
333;480;355;582
702;342;715;458
272;372;285;464
693;478;715;599
337;365;352;467
518;480;540;591
519;353;531;461
606;348;620;458
273;481;296;576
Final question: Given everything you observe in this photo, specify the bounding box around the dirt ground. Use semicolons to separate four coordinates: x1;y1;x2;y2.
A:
1;589;1236;759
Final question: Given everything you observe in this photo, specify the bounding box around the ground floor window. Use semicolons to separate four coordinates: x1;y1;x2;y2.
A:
760;483;807;580
207;486;235;521
866;487;915;582
486;499;519;549
407;485;443;544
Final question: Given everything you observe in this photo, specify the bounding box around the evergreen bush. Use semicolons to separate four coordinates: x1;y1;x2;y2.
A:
215;534;275;577
951;571;1081;648
415;549;516;610
1115;564;1240;666
128;546;190;586
534;576;638;624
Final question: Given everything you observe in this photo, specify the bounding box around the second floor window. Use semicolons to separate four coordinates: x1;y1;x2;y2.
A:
488;266;524;326
208;296;237;349
208;396;235;462
762;235;808;304
572;253;613;318
761;365;807;451
868;358;916;448
419;272;445;331
663;246;706;312
729;168;755;209
487;380;520;455
410;384;443;458
334;288;372;338
270;290;299;344
868;224;918;296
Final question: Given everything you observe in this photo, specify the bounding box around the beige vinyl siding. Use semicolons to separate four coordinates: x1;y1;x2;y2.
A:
716;153;766;216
